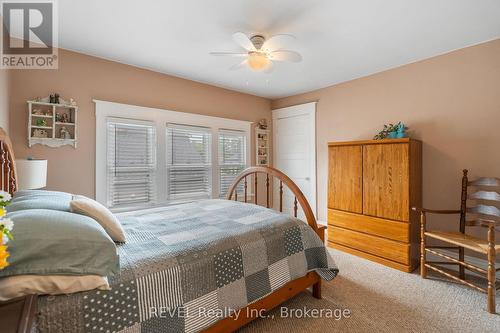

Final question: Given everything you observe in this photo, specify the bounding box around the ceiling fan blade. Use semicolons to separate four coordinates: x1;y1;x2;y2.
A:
270;50;302;62
232;32;256;51
210;52;247;57
264;61;274;73
262;34;296;52
229;60;248;71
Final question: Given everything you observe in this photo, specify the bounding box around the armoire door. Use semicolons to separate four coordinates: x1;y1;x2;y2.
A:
328;145;363;213
363;143;409;221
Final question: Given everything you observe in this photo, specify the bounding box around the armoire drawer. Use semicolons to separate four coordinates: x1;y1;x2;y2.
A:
328;209;409;242
328;226;410;265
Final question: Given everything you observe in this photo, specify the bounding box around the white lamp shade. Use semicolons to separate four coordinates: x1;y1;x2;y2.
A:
16;159;48;190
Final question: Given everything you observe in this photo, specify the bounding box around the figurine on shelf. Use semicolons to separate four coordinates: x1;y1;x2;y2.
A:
55;112;61;122
54;93;60;104
36;119;47;127
69;98;77;106
258;119;268;130
32;108;43;115
59;127;71;139
33;129;48;138
60;113;69;123
49;94;55;104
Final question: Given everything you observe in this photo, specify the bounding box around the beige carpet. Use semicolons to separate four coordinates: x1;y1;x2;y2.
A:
239;249;500;332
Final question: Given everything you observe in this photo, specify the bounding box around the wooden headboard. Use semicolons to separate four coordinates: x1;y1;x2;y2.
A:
0;128;17;194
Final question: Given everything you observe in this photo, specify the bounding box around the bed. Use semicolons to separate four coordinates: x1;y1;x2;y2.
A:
0;128;338;332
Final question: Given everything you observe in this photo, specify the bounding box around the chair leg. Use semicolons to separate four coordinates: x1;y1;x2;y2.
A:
420;212;427;278
487;226;496;314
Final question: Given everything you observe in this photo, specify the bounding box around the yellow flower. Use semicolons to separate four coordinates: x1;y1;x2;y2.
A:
0;208;5;217
0;245;9;269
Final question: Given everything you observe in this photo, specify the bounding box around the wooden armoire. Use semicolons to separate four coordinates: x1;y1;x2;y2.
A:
327;138;422;272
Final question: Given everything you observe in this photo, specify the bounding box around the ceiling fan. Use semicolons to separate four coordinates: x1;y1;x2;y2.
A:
210;32;302;72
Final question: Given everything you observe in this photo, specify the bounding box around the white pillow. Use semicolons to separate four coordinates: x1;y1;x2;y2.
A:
70;195;126;242
0;275;110;301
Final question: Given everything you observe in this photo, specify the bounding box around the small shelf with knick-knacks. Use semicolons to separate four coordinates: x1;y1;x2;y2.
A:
256;126;270;166
28;94;78;148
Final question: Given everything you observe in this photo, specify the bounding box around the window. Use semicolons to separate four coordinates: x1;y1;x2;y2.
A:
166;124;212;201
106;119;156;209
96;100;251;210
219;129;246;198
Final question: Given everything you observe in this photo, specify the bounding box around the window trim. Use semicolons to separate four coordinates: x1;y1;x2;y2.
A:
95;100;251;210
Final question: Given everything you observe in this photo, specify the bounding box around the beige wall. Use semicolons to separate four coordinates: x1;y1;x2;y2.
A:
0;69;9;130
9;48;270;198
272;39;500;242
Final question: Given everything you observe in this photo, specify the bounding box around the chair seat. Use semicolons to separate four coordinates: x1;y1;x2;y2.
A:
425;231;500;254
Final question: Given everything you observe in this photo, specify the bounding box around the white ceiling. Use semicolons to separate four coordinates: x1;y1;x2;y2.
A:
58;0;500;99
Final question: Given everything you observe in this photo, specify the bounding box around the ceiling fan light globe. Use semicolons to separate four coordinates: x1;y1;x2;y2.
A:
248;52;270;71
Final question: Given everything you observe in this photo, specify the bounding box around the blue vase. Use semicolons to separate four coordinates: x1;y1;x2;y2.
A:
388;131;398;139
396;130;407;138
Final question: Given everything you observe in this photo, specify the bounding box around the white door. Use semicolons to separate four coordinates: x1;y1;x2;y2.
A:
272;102;316;219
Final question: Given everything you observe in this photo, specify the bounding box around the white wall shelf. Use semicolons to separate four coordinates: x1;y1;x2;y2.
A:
31;125;52;129
31;114;53;118
27;96;78;148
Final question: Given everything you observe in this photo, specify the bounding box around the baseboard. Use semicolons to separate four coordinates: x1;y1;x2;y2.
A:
317;220;327;226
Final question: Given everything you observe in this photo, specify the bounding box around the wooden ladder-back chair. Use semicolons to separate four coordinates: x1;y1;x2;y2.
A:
414;169;500;313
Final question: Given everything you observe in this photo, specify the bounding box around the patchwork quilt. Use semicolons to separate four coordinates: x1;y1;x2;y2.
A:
36;199;338;333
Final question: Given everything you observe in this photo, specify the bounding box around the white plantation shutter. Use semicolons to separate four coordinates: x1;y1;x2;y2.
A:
166;124;212;200
106;120;156;209
219;129;246;198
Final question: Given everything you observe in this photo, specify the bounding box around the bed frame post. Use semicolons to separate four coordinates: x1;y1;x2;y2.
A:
279;180;283;212
0;128;18;195
312;281;322;299
266;174;270;208
254;173;258;205
244;176;248;203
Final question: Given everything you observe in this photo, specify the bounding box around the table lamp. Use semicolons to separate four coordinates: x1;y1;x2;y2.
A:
15;158;47;190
